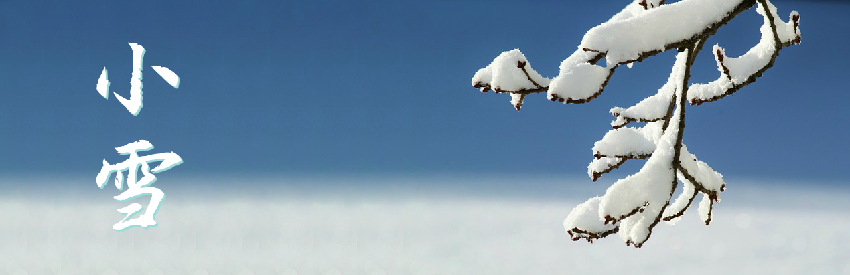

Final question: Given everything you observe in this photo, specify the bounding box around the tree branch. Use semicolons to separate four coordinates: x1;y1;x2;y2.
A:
567;227;619;243
690;0;801;105
676;164;721;200
593;152;651;160
589;156;639;182
470;0;800;248
662;177;699;221
472;1;757;110
549;66;617;104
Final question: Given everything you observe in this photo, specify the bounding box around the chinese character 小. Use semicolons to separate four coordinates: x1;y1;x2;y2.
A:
96;43;180;116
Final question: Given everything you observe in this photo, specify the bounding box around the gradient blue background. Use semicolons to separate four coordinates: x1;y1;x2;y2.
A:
0;0;845;183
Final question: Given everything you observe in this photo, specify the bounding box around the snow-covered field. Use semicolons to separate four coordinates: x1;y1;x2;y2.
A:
1;176;848;275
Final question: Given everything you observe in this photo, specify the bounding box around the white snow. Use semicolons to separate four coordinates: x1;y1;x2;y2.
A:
151;66;180;88
607;0;666;23
1;176;847;274
610;116;628;128
563;197;617;238
781;11;801;42
596;127;675;245
591;126;656;158
763;1;801;43
610;51;688;127
580;0;743;66
698;193;714;224
547;49;612;103
509;93;521;106
587;157;623;179
471;49;551;109
688;77;733;103
719;17;775;84
594;53;690;245
609;88;670;126
716;0;799;83
469;0;801;247
471;49;550;92
688;0;801;104
548;62;610;102
679;145;725;194
663;172;697;225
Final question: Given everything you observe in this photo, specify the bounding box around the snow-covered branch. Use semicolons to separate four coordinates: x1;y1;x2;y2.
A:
472;0;759;110
471;49;551;110
588;157;626;182
564;197;619;242
689;0;801;105
469;0;800;247
610;45;689;128
661;172;698;222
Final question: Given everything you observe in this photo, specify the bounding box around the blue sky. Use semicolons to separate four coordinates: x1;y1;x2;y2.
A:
0;0;846;183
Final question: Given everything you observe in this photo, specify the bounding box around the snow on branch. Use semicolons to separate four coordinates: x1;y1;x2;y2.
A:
592;123;660;160
468;0;800;247
689;0;801;105
662;171;698;223
564;197;619;242
471;49;550;110
610;48;688;128
471;0;758;110
591;75;687;247
678;145;726;198
588;157;625;182
581;0;749;66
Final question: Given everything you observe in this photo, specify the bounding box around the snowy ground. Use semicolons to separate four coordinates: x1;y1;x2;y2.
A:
1;176;849;275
